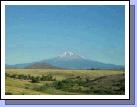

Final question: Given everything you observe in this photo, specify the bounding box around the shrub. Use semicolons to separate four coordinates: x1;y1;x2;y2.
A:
53;81;63;89
5;92;12;95
6;73;55;82
31;77;40;83
40;74;54;81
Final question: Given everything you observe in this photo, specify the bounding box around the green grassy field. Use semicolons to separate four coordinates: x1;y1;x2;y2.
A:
5;69;125;95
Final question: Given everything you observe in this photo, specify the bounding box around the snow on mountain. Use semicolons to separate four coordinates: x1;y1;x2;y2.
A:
58;51;84;59
59;51;74;57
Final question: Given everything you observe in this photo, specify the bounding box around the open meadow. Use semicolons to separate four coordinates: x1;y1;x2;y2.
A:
5;69;125;95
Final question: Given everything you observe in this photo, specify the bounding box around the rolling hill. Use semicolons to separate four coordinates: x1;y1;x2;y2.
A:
25;63;60;69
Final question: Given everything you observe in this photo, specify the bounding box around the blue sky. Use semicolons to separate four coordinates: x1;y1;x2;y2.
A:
5;5;125;65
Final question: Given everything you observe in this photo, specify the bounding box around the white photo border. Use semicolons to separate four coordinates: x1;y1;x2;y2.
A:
1;1;129;100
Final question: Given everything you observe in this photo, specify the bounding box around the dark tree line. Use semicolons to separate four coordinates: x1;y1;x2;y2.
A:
6;73;56;83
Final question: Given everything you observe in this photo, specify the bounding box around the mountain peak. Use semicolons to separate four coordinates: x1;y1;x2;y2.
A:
58;51;83;59
60;51;74;57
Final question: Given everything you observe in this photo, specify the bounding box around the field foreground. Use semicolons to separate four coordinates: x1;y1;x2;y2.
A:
5;69;125;95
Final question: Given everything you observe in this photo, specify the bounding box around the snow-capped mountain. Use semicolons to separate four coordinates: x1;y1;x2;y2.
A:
6;51;124;69
58;51;84;59
39;51;124;69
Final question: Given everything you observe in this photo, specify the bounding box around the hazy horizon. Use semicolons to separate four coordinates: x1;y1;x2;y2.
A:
5;5;125;65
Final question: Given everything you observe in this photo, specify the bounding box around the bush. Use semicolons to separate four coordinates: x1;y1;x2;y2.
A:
5;92;12;95
53;81;63;89
31;77;40;83
5;73;56;82
40;74;54;81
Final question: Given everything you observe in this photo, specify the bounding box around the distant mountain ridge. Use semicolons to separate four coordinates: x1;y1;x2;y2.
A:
6;51;124;69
